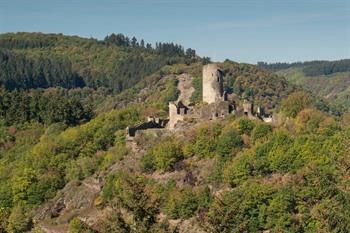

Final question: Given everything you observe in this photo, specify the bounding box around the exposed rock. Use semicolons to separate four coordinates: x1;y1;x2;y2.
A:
177;73;195;106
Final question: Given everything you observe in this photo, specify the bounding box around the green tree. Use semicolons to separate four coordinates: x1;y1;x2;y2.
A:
237;118;255;135
6;205;31;233
251;123;272;142
151;140;183;171
216;128;243;157
281;91;312;118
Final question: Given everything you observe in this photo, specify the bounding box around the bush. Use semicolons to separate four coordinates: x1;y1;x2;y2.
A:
190;76;202;104
164;186;211;219
114;172;160;221
281;91;312;118
6;205;32;233
65;156;98;181
140;152;156;172
69;217;96;233
151;140;183;171
264;188;295;230
216;128;243;157
223;151;254;187
237;118;255;135
251;123;272;142
192;123;222;158
206;182;275;233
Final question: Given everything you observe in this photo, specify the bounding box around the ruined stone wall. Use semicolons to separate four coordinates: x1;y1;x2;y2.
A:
126;119;167;138
202;64;223;104
197;101;232;120
168;102;184;129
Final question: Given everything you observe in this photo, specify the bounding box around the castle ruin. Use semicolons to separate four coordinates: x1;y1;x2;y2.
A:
126;63;273;138
168;101;189;129
202;64;225;104
167;64;234;129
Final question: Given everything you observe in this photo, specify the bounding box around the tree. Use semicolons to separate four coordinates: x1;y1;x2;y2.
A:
131;37;137;47
216;128;243;157
237;118;255;135
6;205;31;233
251;123;272;142
281;91;313;118
152;140;183;171
185;48;196;58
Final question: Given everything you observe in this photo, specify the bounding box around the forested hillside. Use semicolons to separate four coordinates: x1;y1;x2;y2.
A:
0;32;200;91
258;59;350;76
0;33;349;233
258;60;350;110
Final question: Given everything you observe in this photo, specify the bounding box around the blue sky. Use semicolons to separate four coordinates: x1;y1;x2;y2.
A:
0;0;349;63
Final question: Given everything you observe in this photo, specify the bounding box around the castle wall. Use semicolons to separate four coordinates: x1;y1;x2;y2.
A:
198;101;232;120
126;118;167;138
202;64;223;104
168;102;184;129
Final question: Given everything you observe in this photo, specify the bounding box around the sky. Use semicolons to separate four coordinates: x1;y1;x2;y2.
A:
0;0;349;63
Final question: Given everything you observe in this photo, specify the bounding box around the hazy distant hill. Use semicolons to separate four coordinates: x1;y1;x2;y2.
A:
277;68;350;109
258;60;350;110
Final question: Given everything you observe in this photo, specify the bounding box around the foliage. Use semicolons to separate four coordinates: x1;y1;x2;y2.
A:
0;32;349;233
143;139;183;172
6;205;32;233
220;60;294;108
258;59;350;76
191;123;223;158
251;123;272;142
104;171;161;231
190;76;202;104
236;118;255;135
69;217;96;233
0;32;200;92
216;128;243;157
281;91;313;117
164;186;211;219
275;64;350;112
0;107;141;231
158;78;179;110
0;88;92;126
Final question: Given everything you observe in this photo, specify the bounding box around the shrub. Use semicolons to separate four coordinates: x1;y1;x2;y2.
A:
69;217;96;233
6;205;32;233
223;151;254;187
140;152;156;172
151;140;183;171
112;171;160;229
164;186;211;219
65;156;98;181
237;118;255;135
251;123;272;142
206;182;275;233
192;123;222;158
264;188;295;230
281;91;312;118
216;128;243;157
190;76;202;104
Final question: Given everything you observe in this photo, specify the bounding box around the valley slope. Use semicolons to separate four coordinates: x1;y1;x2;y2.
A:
0;33;349;233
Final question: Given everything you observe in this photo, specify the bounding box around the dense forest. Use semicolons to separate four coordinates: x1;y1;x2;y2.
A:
0;33;349;233
0;32;201;92
258;59;350;76
0;88;92;126
270;60;350;110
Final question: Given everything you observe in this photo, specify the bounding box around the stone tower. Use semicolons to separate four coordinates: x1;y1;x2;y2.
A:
202;64;223;104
